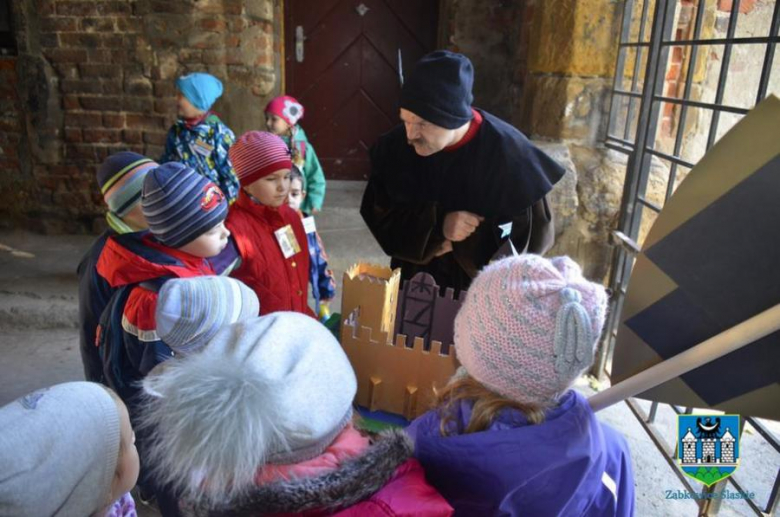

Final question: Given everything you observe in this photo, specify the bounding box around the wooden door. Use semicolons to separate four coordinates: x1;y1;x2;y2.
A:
285;0;439;180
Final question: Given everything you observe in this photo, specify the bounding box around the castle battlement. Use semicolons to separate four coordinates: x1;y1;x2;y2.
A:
340;264;460;420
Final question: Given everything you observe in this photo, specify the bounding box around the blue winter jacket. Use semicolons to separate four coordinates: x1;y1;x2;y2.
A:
405;390;635;517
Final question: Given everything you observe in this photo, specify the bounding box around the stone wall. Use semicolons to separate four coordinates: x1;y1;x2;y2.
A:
3;0;280;233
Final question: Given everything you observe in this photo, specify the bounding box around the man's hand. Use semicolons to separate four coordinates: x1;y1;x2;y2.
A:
443;211;484;242
434;240;453;257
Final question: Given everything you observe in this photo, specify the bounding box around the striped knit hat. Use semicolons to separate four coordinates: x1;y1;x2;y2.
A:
454;255;608;405
229;131;292;186
97;151;158;217
156;277;260;354
141;163;228;249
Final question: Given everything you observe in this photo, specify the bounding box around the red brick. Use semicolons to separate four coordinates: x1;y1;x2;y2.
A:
200;19;227;31
123;129;143;144
63;94;80;110
35;0;57;16
231;18;248;31
66;143;99;160
39;17;79;32
122;97;154;113
718;0;757;13
80;95;122;111
83;128;122;143
81;17;116;32
39;33;60;48
143;131;167;145
87;49;112;63
103;113;125;128
46;48;87;63
154;99;173;114
153;81;176;97
57;1;98;16
0;118;21;132
102;80;123;94
116;16;143;32
62;79;103;94
96;2;133;15
666;63;681;81
224;35;240;48
101;34;125;48
52;63;79;79
64;128;82;142
64;111;102;127
124;77;152;96
79;64;122;79
60;33;101;48
144;144;165;159
126;114;167;130
671;46;683;64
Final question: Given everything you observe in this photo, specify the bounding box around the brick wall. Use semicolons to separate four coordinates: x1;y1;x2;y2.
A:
3;0;279;233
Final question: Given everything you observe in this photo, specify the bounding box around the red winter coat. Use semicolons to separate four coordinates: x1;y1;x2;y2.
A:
227;191;314;317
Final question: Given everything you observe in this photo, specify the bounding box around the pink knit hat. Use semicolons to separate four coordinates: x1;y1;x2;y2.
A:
265;95;305;126
229;131;293;186
454;254;608;405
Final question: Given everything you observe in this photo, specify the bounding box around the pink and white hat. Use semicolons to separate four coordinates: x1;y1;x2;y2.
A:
454;254;608;405
265;95;305;126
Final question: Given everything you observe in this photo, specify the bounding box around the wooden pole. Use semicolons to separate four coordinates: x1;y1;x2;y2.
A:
589;303;780;412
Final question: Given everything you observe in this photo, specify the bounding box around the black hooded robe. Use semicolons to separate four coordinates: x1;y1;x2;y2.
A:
361;109;566;293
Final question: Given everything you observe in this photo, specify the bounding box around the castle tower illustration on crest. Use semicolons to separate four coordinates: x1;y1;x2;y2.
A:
340;263;461;420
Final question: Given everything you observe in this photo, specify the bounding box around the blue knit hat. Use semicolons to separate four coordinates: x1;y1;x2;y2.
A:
400;50;474;129
176;73;223;112
97;151;157;217
141;163;228;248
156;277;260;354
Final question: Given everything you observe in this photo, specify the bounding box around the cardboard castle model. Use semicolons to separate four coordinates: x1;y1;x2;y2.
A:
340;263;463;420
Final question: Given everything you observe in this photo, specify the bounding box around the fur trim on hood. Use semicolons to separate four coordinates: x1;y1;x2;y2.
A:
185;429;414;516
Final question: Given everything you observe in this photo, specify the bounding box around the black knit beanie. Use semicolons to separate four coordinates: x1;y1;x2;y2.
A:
399;50;474;129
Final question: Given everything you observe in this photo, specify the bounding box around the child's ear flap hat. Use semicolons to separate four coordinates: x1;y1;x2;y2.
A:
176;72;223;112
0;382;121;516
454;255;608;405
141;162;228;248
265;95;305;127
229;131;293;186
139;312;357;506
156;276;260;355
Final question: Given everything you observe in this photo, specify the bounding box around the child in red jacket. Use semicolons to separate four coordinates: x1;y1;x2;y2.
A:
227;131;313;316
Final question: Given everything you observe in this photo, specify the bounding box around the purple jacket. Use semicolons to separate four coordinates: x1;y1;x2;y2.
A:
406;390;635;517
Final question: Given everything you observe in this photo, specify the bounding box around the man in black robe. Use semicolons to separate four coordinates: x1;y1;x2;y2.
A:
361;50;565;293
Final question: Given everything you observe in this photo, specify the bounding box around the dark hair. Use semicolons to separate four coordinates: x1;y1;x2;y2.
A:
289;166;304;183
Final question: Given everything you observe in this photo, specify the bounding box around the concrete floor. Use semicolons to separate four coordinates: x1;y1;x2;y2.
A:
0;181;775;516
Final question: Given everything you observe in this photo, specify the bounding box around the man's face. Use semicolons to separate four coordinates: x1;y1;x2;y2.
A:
178;221;231;258
244;169;292;208
177;93;204;119
400;108;458;156
287;178;305;211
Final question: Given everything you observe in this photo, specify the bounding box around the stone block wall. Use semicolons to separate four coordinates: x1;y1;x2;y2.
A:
3;0;280;233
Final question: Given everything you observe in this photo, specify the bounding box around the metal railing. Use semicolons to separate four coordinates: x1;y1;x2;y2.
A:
596;1;780;514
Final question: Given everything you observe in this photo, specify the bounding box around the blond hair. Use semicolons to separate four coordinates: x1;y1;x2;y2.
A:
433;375;549;436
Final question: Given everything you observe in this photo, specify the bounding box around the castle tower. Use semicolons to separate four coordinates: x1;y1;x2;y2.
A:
701;438;716;464
341;264;401;342
682;428;697;464
720;428;736;463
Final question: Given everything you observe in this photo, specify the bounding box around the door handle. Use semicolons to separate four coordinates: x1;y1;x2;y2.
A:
295;26;305;63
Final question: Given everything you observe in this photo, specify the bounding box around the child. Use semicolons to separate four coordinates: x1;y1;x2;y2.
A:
265;95;326;214
0;382;139;516
161;72;240;203
227;131;314;316
96;162;232;403
78;151;158;383
139;312;453;515
406;255;635;516
288;166;336;320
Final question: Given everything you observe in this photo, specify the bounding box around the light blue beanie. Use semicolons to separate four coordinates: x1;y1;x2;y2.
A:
177;72;224;112
156;277;260;354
